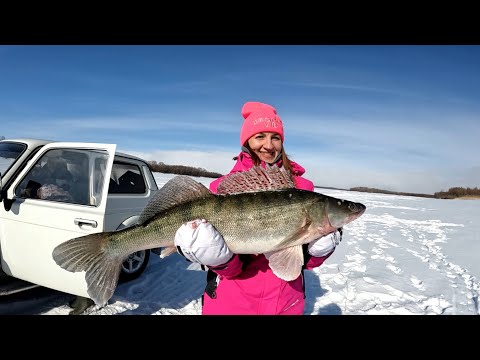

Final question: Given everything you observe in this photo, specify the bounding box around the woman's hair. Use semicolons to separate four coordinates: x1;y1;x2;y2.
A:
239;144;294;174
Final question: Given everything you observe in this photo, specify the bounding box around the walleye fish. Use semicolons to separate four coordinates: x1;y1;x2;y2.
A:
52;165;366;307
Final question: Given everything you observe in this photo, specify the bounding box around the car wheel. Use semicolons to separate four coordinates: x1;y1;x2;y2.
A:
119;249;150;282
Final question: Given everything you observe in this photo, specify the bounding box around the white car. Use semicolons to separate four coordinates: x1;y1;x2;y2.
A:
0;138;159;300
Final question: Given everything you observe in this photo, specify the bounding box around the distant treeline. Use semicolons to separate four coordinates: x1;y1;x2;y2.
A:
147;161;222;178
147;161;478;200
350;186;480;199
349;187;435;198
433;187;480;199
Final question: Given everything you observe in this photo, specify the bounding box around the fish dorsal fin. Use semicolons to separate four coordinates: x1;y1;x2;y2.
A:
216;164;295;195
264;245;304;281
138;175;213;225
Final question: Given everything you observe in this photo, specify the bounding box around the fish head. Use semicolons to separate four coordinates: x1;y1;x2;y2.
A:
325;196;366;229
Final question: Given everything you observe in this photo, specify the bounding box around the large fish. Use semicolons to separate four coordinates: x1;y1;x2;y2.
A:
52;165;366;306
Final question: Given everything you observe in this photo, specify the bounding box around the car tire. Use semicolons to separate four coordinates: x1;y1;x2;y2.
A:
119;249;150;282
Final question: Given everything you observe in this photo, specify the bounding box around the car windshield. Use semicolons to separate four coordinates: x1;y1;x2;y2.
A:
0;141;27;177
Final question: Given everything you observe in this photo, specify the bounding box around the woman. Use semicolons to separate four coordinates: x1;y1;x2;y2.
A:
175;101;342;315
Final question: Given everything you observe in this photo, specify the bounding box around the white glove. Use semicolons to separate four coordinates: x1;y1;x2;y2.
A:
308;228;343;257
174;219;233;267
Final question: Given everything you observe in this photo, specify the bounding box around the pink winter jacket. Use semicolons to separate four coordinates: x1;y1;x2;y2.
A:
202;152;334;315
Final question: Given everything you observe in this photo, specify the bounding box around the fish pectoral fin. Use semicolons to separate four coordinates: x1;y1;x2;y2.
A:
276;217;313;248
159;246;177;258
264;245;304;281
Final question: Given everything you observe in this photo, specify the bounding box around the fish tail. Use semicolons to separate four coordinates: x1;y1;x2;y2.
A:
52;232;122;307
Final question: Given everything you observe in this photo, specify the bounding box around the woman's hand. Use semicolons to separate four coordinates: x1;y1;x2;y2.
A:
174;219;233;267
307;228;343;257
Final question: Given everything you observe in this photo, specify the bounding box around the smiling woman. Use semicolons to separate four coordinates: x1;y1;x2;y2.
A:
172;101;346;315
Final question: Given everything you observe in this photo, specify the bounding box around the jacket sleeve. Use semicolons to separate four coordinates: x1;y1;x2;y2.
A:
208;254;243;278
304;251;335;270
302;244;335;270
293;176;314;191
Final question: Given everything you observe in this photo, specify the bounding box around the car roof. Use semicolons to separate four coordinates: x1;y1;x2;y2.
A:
1;138;54;148
114;151;149;164
1;138;148;164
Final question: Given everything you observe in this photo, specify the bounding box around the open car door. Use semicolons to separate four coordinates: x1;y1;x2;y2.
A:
0;142;116;299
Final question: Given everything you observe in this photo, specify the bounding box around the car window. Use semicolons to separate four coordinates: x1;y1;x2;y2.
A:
108;162;146;194
0;141;26;175
92;152;109;206
15;148;109;206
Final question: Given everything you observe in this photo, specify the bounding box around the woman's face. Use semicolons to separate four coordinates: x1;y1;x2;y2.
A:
247;132;282;164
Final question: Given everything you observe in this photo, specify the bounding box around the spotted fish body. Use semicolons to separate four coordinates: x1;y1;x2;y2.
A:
52;165;366;306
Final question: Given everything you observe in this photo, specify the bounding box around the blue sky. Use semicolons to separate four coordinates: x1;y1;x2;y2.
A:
1;45;479;194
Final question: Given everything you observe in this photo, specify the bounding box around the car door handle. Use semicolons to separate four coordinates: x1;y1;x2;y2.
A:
74;218;98;228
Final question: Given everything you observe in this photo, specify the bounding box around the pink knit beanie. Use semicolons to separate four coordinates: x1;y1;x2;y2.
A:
240;101;284;146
